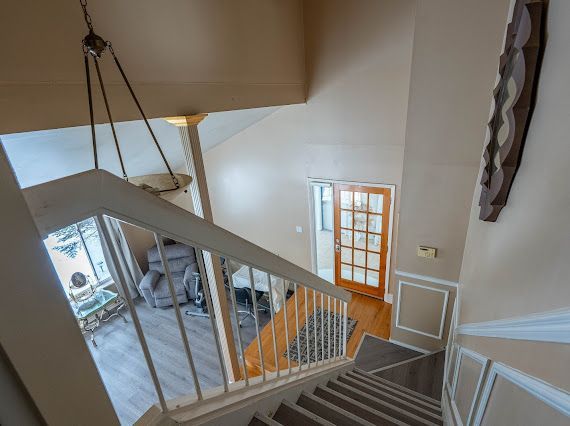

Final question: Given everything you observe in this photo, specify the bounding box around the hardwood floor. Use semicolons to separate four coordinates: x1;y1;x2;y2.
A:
243;289;392;376
86;296;270;425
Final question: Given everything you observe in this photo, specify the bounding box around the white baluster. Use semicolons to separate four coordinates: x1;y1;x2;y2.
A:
304;286;310;369
313;289;318;366
282;280;292;374
154;234;202;400
195;248;229;392
294;283;302;371
343;301;348;358
266;272;279;377
225;258;249;386
97;215;167;412
248;267;266;381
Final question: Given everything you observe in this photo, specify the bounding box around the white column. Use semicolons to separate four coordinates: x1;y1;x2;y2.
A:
164;115;241;382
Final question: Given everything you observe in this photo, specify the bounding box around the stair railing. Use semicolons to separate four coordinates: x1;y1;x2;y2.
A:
24;169;352;416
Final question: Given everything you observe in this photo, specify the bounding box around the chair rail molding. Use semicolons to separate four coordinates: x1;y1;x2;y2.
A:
455;307;570;344
473;362;570;425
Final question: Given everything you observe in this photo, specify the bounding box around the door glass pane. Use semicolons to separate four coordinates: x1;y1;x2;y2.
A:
354;231;366;250
369;193;384;214
367;234;381;252
354;212;367;231
367;252;380;270
354;267;366;284
340;229;352;246
312;184;334;283
340;210;353;228
340;191;353;209
354;192;368;211
341;263;352;280
368;214;382;234
341;246;352;264
366;270;379;287
354;249;366;267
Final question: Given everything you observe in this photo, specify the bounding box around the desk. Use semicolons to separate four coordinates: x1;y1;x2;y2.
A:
231;266;286;312
72;289;127;347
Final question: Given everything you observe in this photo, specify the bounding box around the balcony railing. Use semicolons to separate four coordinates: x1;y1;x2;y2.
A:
23;169;351;419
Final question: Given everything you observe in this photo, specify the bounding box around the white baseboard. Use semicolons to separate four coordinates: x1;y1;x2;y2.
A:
389;338;430;354
384;293;393;304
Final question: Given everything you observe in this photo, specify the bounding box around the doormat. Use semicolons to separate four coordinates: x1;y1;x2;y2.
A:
285;307;357;364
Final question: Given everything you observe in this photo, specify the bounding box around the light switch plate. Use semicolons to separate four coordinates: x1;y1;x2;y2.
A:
417;246;437;258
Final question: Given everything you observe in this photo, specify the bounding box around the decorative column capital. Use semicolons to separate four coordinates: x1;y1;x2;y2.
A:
164;114;208;127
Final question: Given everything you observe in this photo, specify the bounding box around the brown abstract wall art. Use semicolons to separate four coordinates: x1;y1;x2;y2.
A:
479;0;545;222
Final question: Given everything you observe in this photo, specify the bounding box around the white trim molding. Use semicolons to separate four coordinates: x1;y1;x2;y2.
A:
388;338;430;354
456;307;570;344
307;178;396;300
473;362;570;425
395;270;458;288
396;281;449;340
451;347;490;426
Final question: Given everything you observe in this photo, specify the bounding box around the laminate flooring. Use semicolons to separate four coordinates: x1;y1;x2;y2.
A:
85;295;270;425
354;334;421;372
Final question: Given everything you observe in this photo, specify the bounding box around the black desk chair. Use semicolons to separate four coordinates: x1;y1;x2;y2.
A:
234;287;264;327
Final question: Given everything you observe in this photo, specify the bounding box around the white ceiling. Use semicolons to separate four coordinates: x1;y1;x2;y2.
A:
1;106;279;188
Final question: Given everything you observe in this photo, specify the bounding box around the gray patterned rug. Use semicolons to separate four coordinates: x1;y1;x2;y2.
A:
285;307;357;364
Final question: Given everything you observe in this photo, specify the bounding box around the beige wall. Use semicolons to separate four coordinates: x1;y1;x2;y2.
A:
204;0;416;292
0;0;305;134
396;0;510;282
457;0;570;391
480;375;569;426
390;0;510;350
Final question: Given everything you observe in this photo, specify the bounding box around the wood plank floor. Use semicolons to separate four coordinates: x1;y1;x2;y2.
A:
243;289;392;376
374;350;446;400
354;334;421;372
86;296;270;425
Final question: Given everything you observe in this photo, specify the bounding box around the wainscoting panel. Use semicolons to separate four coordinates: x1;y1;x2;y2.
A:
451;348;489;425
396;280;449;339
473;362;570;426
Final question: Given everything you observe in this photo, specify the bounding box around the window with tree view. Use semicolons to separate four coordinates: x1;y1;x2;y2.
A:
44;217;112;289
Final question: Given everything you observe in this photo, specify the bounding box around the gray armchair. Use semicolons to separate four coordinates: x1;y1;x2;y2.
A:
139;243;199;308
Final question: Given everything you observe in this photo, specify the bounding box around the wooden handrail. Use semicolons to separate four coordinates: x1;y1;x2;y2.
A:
23;169;351;302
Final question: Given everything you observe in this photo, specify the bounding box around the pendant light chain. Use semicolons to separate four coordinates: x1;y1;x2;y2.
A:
79;0;180;190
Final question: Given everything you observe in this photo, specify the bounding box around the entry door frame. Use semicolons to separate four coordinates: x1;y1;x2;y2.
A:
307;178;395;301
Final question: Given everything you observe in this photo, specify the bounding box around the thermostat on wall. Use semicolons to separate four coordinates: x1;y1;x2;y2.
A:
417;246;437;258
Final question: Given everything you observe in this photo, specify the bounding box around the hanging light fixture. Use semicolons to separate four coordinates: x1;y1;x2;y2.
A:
80;0;191;195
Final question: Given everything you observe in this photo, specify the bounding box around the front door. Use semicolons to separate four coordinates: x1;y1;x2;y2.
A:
333;184;391;298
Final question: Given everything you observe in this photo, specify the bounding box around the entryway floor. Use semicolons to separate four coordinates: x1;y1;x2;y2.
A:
244;290;392;377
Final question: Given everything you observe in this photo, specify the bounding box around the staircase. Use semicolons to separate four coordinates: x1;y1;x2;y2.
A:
250;354;443;426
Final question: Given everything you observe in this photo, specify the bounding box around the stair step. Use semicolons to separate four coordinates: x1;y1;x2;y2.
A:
337;374;443;425
249;412;283;426
314;384;407;426
297;391;375;426
327;379;440;426
345;371;442;415
353;368;441;406
273;399;334;426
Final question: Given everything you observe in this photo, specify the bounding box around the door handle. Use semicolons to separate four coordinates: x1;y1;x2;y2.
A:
335;244;341;252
